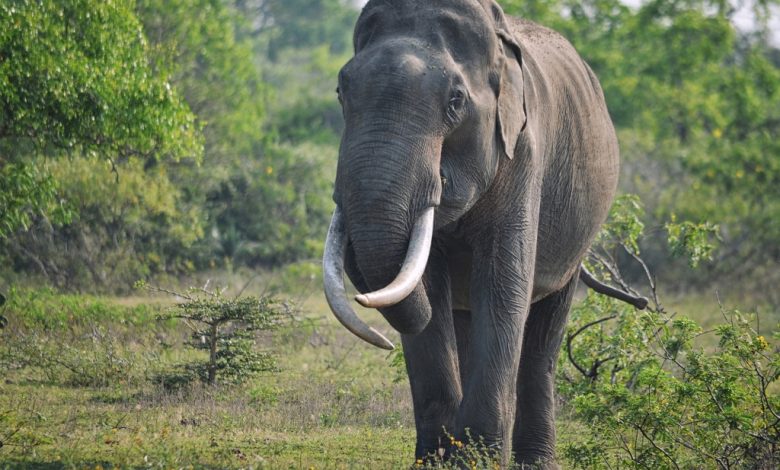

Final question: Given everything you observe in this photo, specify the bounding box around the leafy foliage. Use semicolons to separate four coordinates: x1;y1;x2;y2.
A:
0;0;342;289
0;0;202;160
594;194;646;256
211;143;335;266
135;0;338;272
4;326;139;387
2;156;203;292
562;295;779;468
0;287;161;387
665;215;719;267
0;161;73;238
138;0;266;161
0;0;205;289
387;344;408;384
0;0;204;248
563;195;780;468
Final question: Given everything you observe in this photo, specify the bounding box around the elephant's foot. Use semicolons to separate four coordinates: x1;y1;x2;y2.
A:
513;455;561;470
415;436;449;464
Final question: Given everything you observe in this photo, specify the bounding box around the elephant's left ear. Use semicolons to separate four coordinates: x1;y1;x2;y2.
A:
496;40;526;160
481;1;527;160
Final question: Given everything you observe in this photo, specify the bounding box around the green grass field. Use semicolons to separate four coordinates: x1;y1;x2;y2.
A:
0;284;417;469
1;280;776;469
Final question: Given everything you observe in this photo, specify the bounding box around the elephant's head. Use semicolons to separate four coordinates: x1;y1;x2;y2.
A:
323;0;526;348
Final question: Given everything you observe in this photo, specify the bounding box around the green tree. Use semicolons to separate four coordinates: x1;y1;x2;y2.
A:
142;282;283;387
137;0;338;269
181;0;355;267
0;0;201;159
138;0;266;162
0;0;202;234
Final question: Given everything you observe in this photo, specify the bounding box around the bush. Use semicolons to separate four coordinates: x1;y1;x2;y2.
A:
141;283;283;387
0;287;162;387
2;326;138;387
1;157;204;293
561;294;779;468
561;195;779;468
209;143;334;267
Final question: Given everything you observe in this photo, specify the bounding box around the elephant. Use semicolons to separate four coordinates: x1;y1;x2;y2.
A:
322;0;646;467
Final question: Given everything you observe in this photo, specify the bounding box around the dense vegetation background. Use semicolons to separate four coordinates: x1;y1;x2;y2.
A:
1;0;778;468
1;0;778;301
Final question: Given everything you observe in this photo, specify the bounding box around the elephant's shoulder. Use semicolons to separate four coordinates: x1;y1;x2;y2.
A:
505;17;568;50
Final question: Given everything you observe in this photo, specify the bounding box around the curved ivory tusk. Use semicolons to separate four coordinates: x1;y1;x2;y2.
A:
323;207;395;350
354;207;435;309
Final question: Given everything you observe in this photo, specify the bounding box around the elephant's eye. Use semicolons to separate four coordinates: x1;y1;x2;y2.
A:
447;89;467;123
336;86;343;104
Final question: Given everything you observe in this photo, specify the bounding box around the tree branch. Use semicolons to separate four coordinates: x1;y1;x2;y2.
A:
566;314;618;379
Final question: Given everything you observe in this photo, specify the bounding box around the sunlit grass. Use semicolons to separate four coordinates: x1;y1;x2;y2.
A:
1;280;776;468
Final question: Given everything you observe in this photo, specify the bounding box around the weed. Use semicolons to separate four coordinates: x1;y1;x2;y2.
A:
1;325;146;387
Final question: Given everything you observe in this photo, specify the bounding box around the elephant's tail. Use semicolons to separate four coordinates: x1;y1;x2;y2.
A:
579;266;649;310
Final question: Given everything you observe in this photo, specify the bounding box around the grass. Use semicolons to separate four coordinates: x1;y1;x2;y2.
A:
1;381;412;468
1;279;777;468
0;284;416;469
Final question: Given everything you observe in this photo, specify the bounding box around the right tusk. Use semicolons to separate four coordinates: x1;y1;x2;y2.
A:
322;206;395;350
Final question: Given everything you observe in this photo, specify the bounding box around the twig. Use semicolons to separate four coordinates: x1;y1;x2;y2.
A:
622;244;662;311
590;250;633;294
753;361;780;422
143;284;195;301
635;425;681;470
107;157;120;184
235;273;260;299
566;314;618;378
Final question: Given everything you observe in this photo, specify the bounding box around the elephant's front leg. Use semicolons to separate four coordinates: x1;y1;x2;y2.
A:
513;275;577;469
402;244;462;460
456;227;536;462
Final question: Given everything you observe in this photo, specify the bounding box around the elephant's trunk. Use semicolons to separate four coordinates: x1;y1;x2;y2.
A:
345;204;435;336
354;206;434;308
325;130;442;343
322;206;434;349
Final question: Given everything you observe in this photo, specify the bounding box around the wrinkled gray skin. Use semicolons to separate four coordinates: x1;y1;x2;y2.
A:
332;0;618;467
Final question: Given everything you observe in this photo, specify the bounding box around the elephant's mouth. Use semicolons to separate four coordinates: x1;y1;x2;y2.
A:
322;206;435;349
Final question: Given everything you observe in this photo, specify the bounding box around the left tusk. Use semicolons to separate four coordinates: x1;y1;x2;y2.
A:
355;207;435;309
